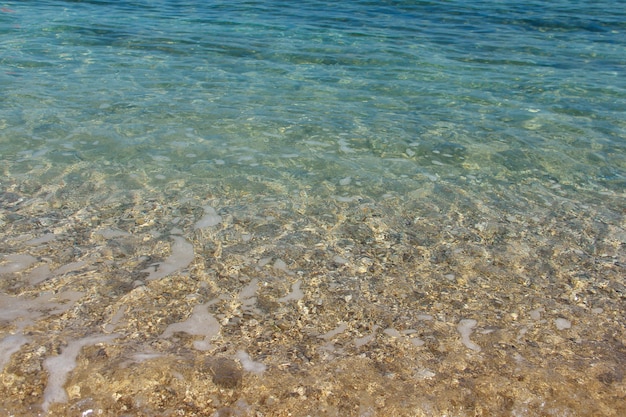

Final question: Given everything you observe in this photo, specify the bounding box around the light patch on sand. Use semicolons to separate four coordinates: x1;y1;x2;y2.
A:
142;235;194;280
194;205;222;229
94;228;131;239
320;322;348;341
0;334;29;372
354;325;379;348
278;280;303;303
42;334;118;412
273;258;295;276
160;302;220;351
457;319;481;352
0;291;85;325
238;279;263;315
0;253;37;274
235;350;266;375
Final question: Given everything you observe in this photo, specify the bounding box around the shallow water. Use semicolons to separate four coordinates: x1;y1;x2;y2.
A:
1;1;625;415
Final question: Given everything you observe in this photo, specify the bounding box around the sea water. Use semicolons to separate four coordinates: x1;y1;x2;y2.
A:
1;1;624;415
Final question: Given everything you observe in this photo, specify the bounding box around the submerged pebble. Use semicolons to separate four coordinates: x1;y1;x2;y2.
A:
207;357;242;389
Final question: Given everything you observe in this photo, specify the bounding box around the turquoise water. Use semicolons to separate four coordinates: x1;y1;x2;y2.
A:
3;0;624;197
1;1;625;415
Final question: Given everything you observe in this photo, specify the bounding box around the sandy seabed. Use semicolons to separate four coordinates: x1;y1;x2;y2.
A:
0;159;624;417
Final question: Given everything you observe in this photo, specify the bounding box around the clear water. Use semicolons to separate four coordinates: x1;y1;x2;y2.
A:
3;0;624;197
1;1;625;415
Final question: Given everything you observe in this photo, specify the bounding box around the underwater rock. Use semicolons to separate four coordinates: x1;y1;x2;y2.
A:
207;357;243;389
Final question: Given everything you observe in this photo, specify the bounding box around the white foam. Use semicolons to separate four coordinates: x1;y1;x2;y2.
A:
529;308;543;320
160;302;220;350
94;228;131;239
150;154;171;162
238;279;261;313
27;264;52;285
277;280;303;303
235;350;266;375
0;254;37;274
0;334;29;372
194;205;222;229
273;258;295;275
25;233;57;246
354;326;379;348
0;291;84;324
103;305;127;333
424;172;439;182
457;319;481;352
410;337;426;347
334;195;361;203
555;318;571;330
257;257;272;267
415;368;436;379
192;339;213;351
382;327;426;347
238;279;258;301
142;235;194;280
131;353;164;363
42;334;118;412
320;322;348;341
47;291;84;315
383;328;402;338
332;255;349;265
338;138;355;153
53;260;88;276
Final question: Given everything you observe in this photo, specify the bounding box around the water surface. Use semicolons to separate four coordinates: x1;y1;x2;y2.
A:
1;1;624;415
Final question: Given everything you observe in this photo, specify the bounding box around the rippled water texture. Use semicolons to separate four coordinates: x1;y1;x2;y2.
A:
1;1;625;415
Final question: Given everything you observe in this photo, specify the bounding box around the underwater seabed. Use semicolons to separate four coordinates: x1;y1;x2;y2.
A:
0;159;624;416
